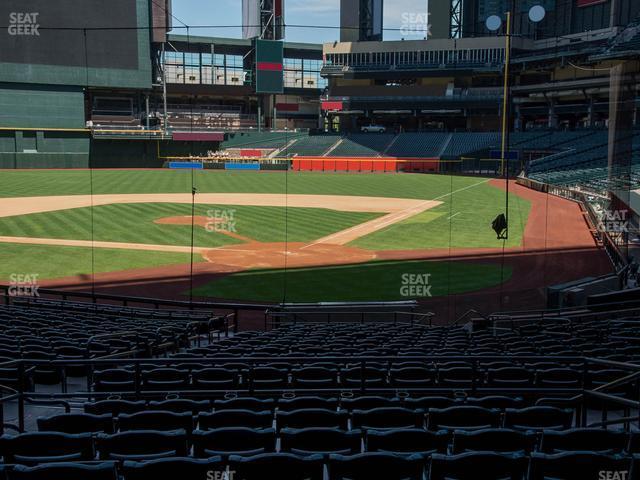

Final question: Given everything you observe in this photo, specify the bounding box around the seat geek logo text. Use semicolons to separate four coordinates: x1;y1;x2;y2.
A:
8;12;40;36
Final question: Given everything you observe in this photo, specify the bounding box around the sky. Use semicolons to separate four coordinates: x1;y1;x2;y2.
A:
170;0;430;44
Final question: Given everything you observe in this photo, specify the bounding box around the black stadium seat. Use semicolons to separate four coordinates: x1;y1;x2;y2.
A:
529;451;633;480
192;427;276;457
95;429;188;461
36;413;114;434
0;432;94;464
366;428;449;455
84;400;147;416
122;457;223;480
277;408;349;431
428;406;501;431
451;428;537;454
540;428;630;454
281;427;361;456
351;407;424;430
503;406;574;431
229;452;324;480
198;410;273;430
328;452;424;480
117;410;194;433
8;462;118;480
430;452;528;480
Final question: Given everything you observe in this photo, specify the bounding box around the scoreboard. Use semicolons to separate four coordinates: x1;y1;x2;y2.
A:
0;0;151;88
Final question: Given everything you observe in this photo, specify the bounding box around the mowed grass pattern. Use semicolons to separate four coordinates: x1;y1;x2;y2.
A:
0;243;194;281
0;203;381;247
192;260;512;303
352;177;530;250
0;170;487;200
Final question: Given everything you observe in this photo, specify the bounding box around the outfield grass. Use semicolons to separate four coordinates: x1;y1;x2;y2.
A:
351;177;530;250
0;243;195;281
0;169;493;200
0;203;380;247
191;260;512;303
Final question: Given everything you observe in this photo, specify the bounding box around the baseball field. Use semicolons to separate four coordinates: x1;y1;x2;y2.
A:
0;168;607;305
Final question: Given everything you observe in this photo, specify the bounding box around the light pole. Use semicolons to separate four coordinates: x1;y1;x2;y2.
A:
486;6;546;240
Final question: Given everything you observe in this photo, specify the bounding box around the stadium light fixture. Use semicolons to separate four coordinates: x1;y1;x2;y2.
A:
485;15;502;32
528;5;546;23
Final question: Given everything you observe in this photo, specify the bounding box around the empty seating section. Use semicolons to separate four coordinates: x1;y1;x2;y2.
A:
387;133;450;157
527;130;640;190
221;131;307;150
330;134;395;157
0;303;206;389
2;299;640;479
441;132;500;158
286;135;341;156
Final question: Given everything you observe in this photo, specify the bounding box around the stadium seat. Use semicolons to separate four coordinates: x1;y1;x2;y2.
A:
351;407;424;430
428;406;501;431
280;427;362;456
84;400;147;416
96;429;188;461
540;428;630;454
277;408;349;431
464;396;524;409
0;432;94;464
277;396;339;412
503;406;574;431
291;367;339;388
389;366;436;387
141;368;190;391
451;428;538;454
366;428;449;455
402;396;454;410
122;457;223;480
198;409;273;430
192;368;239;390
192;427;276;457
340;396;398;411
148;399;210;414
486;367;535;387
430;452;528;480
117;410;194;433
213;397;276;412
229;452;324;480
529;451;633;480
8;462;117;480
328;452;424;480
93;369;135;392
36;413;114;434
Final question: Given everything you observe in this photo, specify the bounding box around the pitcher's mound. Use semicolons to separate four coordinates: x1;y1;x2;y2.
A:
202;242;377;270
